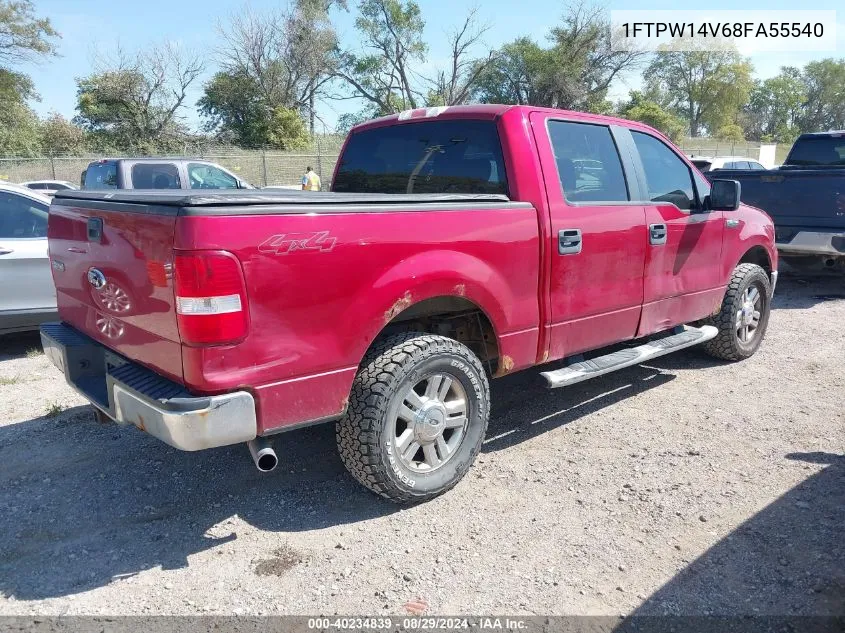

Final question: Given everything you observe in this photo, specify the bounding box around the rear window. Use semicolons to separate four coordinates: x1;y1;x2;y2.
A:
83;163;118;189
787;136;845;166
131;163;181;189
333;120;508;195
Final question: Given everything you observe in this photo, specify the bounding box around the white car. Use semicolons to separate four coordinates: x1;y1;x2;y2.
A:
689;156;767;172
19;180;79;198
0;182;56;335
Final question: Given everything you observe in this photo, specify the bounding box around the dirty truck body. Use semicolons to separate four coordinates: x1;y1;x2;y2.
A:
41;105;778;502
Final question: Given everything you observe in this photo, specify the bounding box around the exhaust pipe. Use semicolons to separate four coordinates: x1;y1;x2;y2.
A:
247;437;278;472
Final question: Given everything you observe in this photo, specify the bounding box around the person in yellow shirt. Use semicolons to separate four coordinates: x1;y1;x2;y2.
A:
301;166;322;191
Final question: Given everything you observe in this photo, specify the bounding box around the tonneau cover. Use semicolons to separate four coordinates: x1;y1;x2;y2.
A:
53;189;511;207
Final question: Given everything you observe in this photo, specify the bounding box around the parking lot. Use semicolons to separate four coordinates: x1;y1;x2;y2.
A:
0;274;842;616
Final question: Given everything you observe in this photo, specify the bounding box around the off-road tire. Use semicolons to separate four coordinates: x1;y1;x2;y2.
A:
703;263;772;361
336;333;490;504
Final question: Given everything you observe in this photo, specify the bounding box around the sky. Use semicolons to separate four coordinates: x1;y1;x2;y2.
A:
20;0;845;133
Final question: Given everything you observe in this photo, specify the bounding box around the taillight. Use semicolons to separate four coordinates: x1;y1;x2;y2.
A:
173;251;249;346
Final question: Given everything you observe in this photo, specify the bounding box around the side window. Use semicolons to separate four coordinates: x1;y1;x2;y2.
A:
26;183;46;190
131;163;181;189
749;161;765;170
84;163;118;189
0;193;49;239
547;121;629;202
631;131;696;210
188;163;239;189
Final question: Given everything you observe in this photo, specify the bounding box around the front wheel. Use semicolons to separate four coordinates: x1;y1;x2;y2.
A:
703;263;772;361
336;333;490;503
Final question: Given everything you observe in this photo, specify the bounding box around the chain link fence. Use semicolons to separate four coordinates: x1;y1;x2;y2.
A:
0;136;345;189
678;138;762;159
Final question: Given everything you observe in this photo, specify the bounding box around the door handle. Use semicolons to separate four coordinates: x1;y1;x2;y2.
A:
0;247;13;255
558;229;582;255
649;223;667;245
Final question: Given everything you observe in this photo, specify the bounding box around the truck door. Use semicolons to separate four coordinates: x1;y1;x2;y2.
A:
627;130;725;336
530;114;647;360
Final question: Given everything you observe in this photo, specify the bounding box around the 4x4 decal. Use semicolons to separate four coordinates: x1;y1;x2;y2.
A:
258;231;337;255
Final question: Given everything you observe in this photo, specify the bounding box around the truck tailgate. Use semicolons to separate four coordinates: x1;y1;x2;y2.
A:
709;169;845;230
48;199;183;382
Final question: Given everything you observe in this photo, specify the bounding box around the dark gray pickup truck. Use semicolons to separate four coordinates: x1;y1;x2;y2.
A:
704;132;845;269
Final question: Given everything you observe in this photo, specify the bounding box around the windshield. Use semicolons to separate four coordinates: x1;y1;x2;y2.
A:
787;135;845;166
333;119;508;195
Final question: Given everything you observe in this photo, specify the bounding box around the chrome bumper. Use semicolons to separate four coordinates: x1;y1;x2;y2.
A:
40;322;257;451
770;270;778;296
777;230;845;257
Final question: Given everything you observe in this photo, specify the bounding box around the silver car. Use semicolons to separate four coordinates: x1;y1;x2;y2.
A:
0;182;56;334
19;179;79;198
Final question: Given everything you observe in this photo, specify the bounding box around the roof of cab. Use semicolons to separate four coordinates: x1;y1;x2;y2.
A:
349;103;668;142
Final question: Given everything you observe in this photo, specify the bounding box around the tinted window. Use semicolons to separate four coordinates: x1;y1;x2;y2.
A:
787;136;845;166
188;163;239;189
84;163;118;189
333;120;508;195
25;183;47;190
691;160;712;172
748;161;765;170
0;192;48;238
131;163;181;189
632;131;695;210
548;121;628;202
52;182;73;190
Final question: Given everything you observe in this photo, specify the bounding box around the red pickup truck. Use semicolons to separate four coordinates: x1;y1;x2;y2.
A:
41;105;777;503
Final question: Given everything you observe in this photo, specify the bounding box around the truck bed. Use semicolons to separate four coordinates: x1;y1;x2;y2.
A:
48;189;540;433
55;189;514;211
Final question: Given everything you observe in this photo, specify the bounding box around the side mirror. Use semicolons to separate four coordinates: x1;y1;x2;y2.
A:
709;179;741;211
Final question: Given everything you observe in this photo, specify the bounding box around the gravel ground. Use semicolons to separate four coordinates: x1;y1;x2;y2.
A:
0;273;842;617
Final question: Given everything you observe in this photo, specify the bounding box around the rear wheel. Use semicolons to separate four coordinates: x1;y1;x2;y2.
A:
703;263;772;361
336;333;490;503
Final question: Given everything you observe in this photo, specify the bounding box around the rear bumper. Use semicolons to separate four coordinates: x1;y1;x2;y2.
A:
40;322;257;451
777;230;845;257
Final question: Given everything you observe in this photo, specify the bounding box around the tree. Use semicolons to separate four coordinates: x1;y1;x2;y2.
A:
338;0;426;114
645;45;753;137
40;112;87;155
74;43;203;152
424;8;497;107
0;0;60;155
618;91;686;142
267;106;310;149
471;37;551;105
798;59;845;133
742;67;805;143
198;69;268;147
472;3;644;112
207;0;344;143
337;0;496;119
0;68;39;155
0;0;59;65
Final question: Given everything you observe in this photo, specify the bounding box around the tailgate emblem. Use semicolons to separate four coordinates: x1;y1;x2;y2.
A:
87;268;107;289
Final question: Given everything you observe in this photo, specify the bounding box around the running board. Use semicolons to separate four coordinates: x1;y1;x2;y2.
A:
540;325;718;389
